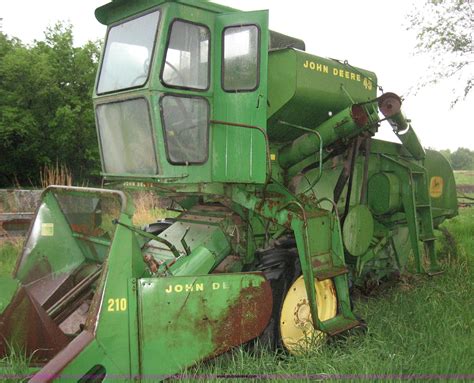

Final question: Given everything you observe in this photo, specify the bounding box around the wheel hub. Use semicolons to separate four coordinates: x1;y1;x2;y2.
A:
280;276;337;354
294;299;311;328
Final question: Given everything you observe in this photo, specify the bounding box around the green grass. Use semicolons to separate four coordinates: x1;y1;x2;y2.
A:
0;346;31;383
454;170;474;186
0;239;22;277
0;238;29;381
455;170;474;204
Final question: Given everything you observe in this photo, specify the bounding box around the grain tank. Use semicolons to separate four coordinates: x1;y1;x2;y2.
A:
0;0;457;380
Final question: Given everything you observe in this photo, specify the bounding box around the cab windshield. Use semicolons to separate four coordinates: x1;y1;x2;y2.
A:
97;10;160;94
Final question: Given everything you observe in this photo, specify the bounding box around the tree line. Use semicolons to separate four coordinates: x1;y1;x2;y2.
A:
439;148;474;171
0;23;101;187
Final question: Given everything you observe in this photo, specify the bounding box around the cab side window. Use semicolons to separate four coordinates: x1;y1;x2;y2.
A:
222;25;259;92
162;20;210;90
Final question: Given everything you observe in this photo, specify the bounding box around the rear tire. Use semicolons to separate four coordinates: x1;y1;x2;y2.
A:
256;244;299;349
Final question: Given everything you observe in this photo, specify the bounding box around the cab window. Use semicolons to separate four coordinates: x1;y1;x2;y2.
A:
222;25;259;92
97;10;160;94
161;20;210;90
160;95;209;165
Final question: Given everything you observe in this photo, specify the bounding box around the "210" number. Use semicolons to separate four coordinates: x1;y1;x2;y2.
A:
107;298;127;312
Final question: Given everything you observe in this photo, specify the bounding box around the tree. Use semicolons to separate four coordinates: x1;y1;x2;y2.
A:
450;147;474;170
408;0;473;105
0;23;101;187
439;148;452;162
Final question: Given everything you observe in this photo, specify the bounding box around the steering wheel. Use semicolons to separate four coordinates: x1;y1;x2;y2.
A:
164;60;187;86
131;58;151;86
164;99;203;162
167;122;201;163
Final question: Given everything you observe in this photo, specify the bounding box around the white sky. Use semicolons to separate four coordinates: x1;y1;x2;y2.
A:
1;0;473;150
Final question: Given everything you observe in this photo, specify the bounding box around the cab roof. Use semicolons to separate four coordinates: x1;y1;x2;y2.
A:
95;0;237;25
95;0;306;51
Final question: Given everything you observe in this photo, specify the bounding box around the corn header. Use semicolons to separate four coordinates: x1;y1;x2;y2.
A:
0;0;457;381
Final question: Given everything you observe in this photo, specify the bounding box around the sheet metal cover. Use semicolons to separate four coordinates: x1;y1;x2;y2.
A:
343;204;374;257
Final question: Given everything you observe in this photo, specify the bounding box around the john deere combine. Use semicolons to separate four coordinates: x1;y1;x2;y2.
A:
0;0;457;381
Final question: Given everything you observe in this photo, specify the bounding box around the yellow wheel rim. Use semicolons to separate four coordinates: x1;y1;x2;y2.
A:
280;276;337;354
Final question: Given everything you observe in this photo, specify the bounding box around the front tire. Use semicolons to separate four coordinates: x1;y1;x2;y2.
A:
256;246;298;349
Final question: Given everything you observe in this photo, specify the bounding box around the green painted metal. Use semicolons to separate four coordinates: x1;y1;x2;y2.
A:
368;172;402;215
343;205;374;257
395;126;426;161
278;105;371;169
138;273;271;376
142;206;234;276
378;92;426;161
95;0;238;26
267;50;377;142
424;149;458;223
0;278;19;315
211;10;269;183
0;0;461;380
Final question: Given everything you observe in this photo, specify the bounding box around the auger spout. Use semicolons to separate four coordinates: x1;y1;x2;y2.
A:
378;92;426;160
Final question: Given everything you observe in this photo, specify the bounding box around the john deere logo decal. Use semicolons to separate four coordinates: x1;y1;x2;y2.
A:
430;176;444;198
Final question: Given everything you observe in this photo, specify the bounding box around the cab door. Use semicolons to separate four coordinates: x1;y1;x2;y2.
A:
212;11;269;184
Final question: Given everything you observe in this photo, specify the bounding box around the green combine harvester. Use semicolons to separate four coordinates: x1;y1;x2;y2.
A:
0;0;458;381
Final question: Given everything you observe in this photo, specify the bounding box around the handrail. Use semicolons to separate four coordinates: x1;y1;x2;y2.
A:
278;120;324;194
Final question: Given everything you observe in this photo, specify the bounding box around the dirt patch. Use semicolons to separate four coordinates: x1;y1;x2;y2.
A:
457;184;474;193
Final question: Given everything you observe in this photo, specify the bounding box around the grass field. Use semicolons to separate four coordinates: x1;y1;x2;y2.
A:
0;239;22;278
1;200;473;380
454;170;474;186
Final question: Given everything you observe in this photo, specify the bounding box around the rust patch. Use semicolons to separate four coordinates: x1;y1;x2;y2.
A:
192;204;231;213
311;258;324;268
31;331;95;383
210;279;273;357
0;286;69;363
265;199;280;210
351;104;369;127
378;92;402;118
20;257;53;286
144;254;160;274
70;223;104;237
287;212;294;224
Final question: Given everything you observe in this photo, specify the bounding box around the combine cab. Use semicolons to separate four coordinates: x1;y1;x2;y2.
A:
0;0;457;381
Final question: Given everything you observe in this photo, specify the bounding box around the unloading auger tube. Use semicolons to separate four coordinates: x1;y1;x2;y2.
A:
0;0;458;381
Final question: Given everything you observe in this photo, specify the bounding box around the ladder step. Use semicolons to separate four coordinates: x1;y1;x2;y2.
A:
420;236;436;242
320;316;360;336
416;204;430;208
314;266;348;281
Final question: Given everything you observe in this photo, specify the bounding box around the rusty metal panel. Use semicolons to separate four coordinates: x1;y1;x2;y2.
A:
0;284;69;363
138;273;272;376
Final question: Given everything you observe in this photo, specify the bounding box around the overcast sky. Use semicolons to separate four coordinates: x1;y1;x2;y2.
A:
1;0;473;150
